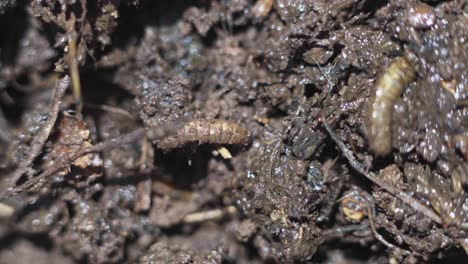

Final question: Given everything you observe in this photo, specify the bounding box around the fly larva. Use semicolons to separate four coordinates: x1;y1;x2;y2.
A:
367;57;416;156
157;119;249;151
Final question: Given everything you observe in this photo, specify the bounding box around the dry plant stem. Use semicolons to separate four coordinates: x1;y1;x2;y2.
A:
364;196;411;255
135;137;152;212
322;156;339;182
135;177;151;212
0;128;144;201
9;76;70;183
65;12;82;114
182;206;237;224
68;37;82;113
322;121;443;225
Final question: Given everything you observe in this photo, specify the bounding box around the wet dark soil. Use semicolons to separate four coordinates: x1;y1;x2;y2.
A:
0;0;467;263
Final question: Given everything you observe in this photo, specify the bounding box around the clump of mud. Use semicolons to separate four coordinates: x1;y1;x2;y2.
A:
0;0;466;263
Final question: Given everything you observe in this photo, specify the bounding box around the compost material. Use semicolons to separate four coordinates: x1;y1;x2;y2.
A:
0;0;467;263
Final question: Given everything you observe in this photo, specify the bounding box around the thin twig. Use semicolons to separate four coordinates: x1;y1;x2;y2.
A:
0;128;144;201
66;13;82;113
8;76;70;183
322;121;442;225
364;194;411;255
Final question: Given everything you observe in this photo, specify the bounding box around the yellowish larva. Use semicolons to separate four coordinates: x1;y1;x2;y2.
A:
367;57;416;156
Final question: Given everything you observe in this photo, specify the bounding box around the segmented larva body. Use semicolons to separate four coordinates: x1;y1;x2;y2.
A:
157;119;249;151
367;57;415;156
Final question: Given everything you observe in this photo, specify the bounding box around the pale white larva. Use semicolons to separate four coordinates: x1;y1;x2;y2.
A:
367;57;416;156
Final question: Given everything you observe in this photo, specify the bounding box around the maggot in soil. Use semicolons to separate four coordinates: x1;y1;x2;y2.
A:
367;57;416;156
157;119;250;151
